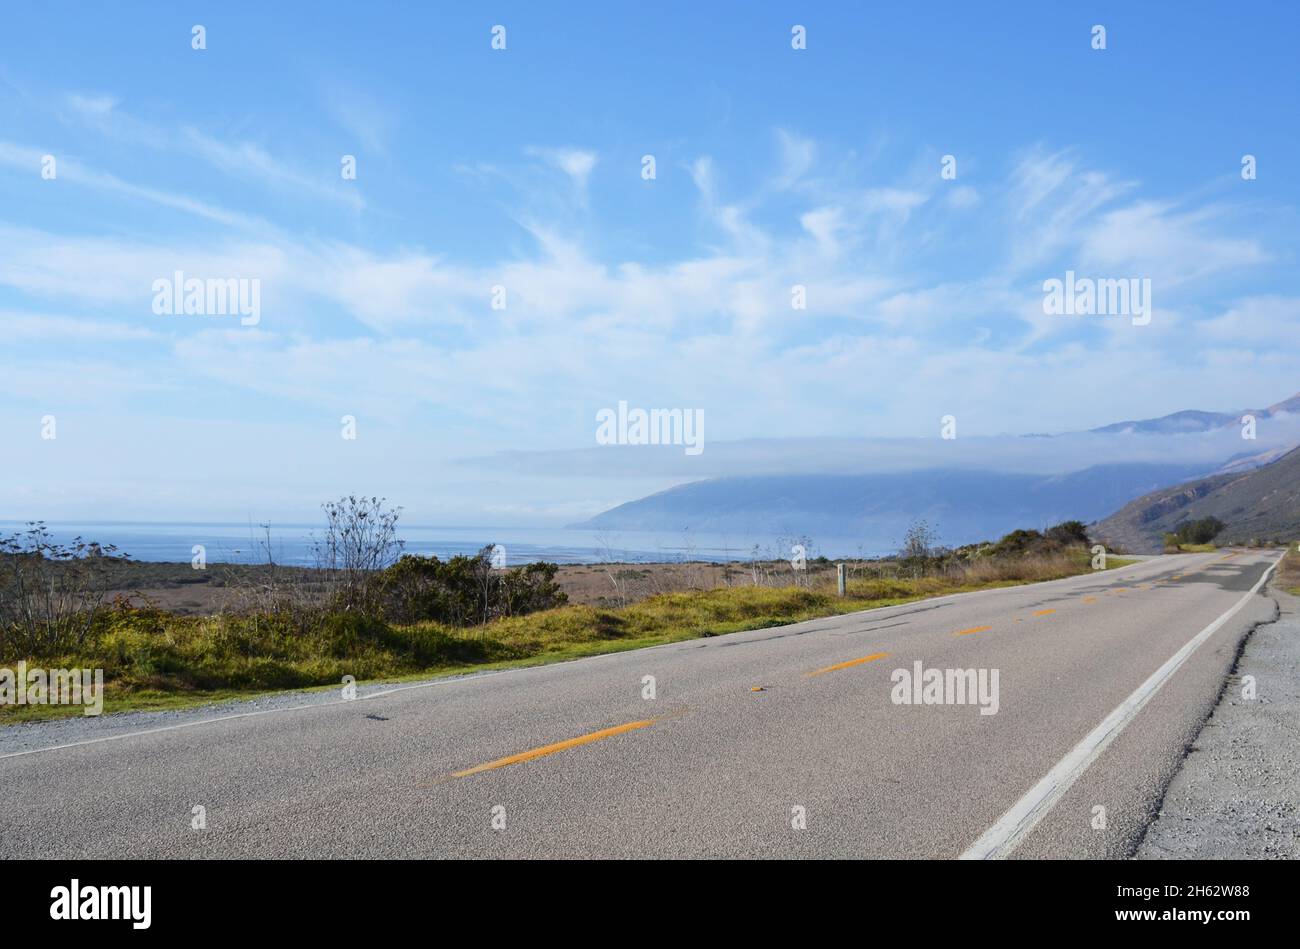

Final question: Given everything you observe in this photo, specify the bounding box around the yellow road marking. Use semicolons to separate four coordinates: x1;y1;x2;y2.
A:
452;719;656;778
1081;596;1097;603
807;651;890;677
955;625;993;636
1033;609;1056;617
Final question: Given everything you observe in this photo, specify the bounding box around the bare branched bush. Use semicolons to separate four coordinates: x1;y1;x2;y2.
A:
0;522;126;658
595;533;634;607
898;519;939;578
312;496;405;614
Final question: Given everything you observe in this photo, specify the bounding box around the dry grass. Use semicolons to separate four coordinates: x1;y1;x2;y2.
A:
1276;543;1300;595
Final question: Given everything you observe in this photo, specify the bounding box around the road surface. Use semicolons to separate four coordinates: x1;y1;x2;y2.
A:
0;549;1283;859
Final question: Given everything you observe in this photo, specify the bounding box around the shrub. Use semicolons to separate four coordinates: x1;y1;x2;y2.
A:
0;522;127;658
1045;520;1090;546
990;528;1045;558
496;561;567;618
1172;517;1224;545
377;548;567;626
989;522;1090;559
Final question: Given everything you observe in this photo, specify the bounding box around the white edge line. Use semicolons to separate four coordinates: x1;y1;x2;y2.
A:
0;550;1209;762
958;550;1284;860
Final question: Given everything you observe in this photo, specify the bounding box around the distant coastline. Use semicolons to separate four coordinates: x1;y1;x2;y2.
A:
0;520;880;566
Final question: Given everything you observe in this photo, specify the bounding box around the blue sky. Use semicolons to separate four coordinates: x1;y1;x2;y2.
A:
1;2;1298;524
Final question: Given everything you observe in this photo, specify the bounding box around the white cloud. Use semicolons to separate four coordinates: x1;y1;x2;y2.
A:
1079;201;1267;287
774;129;815;188
2;311;160;342
1196;295;1300;345
0;134;1285;476
0;142;266;229
52;95;364;211
946;185;980;210
66;92;119;117
323;85;395;153
1006;147;1135;272
800;206;845;256
526;146;598;190
688;156;715;202
183;129;365;212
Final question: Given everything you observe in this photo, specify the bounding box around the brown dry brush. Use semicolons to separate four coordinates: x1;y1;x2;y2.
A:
1275;544;1300;591
203;497;570;636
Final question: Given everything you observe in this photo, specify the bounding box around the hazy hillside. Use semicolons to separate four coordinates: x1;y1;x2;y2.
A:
577;463;1214;548
573;393;1300;550
1089;393;1300;434
1094;446;1300;552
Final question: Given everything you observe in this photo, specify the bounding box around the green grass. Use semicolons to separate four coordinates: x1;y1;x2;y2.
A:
1166;543;1219;553
1;550;1135;724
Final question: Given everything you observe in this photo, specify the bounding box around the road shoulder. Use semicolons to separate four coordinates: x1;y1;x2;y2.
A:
1134;583;1300;859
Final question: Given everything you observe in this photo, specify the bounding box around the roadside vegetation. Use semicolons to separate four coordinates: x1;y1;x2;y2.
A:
1276;542;1300;596
1;503;1131;722
1162;516;1225;552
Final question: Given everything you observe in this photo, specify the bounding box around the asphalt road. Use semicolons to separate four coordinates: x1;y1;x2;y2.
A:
0;549;1283;859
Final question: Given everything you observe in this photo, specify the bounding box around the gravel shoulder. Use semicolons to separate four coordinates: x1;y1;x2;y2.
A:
1135;583;1300;859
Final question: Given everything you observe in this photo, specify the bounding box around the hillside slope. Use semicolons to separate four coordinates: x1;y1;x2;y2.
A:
1094;446;1300;552
577;463;1213;548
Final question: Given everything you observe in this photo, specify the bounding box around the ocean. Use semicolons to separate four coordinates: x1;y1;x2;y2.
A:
0;521;878;566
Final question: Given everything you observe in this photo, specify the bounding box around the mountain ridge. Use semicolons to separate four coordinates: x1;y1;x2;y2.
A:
573;392;1300;549
1093;445;1300;552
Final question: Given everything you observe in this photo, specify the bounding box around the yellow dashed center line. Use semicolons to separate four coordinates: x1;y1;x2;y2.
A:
1081;596;1097;603
807;651;890;677
955;625;993;637
1033;609;1056;617
452;719;656;778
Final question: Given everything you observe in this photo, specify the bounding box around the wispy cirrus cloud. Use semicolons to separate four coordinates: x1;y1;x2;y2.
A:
525;146;598;194
49;92;365;212
0;141;268;229
0;122;1290;474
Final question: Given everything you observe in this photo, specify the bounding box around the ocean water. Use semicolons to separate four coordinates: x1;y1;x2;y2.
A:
0;521;879;566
